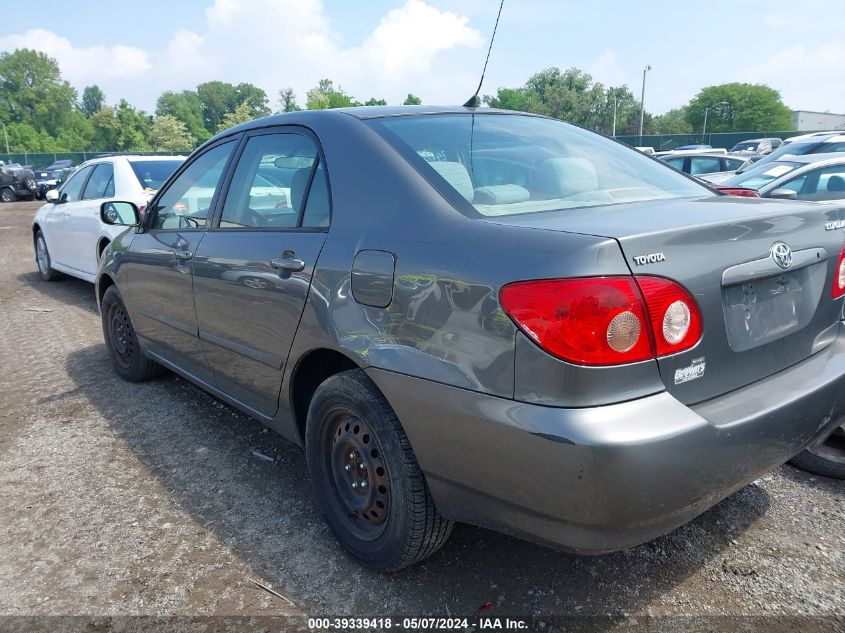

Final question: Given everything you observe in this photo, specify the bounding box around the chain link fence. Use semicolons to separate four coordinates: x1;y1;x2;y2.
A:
0;151;183;168
615;130;814;151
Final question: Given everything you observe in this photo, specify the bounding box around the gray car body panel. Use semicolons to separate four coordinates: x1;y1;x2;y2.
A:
96;106;845;553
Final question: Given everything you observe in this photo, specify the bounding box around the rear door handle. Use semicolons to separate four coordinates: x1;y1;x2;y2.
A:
174;250;193;260
269;256;305;272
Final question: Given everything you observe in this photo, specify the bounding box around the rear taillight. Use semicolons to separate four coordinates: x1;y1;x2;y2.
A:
500;276;702;366
832;243;845;299
716;187;760;197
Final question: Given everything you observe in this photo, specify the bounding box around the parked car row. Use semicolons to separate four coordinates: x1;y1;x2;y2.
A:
31;107;845;573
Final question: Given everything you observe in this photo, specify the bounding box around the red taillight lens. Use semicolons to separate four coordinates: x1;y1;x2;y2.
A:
500;276;702;366
832;243;845;299
500;277;652;365
716;187;760;197
635;276;703;356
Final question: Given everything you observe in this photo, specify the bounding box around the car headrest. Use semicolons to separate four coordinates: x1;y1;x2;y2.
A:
827;175;845;192
290;167;311;211
428;161;474;202
535;157;598;198
473;184;530;205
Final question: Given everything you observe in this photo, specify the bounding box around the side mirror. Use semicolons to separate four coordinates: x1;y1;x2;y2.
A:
101;201;140;226
45;189;59;203
767;188;798;200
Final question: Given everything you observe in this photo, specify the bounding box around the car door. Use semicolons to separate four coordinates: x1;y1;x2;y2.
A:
44;165;93;267
124;139;238;384
65;162;115;275
780;164;845;202
192;128;331;417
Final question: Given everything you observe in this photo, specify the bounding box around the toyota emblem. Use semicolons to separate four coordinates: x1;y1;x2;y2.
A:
771;242;793;269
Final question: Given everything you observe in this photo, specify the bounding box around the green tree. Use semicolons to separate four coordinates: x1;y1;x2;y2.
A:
403;93;422;105
278;87;300;112
90;101;152;151
685;83;793;133
197;81;270;133
150;115;195;152
306;79;360;109
156;90;208;142
216;101;256;133
651;107;693;134
81;85;105;117
0;49;76;135
56;111;95;150
365;98;387;106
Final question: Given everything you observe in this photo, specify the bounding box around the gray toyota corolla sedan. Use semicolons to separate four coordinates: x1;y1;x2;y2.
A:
76;106;845;571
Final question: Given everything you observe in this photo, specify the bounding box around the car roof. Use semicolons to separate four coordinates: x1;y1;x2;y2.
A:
785;131;845;143
781;151;845;165
661;151;751;159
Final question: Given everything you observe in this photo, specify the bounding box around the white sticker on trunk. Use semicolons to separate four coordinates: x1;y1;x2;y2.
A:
674;356;706;385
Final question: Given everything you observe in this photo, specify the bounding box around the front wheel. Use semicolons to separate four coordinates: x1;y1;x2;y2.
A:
790;424;845;479
305;370;453;571
34;230;62;281
101;285;164;382
0;188;16;203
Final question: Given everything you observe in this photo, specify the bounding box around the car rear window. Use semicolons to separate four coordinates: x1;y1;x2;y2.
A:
128;159;184;191
367;114;708;217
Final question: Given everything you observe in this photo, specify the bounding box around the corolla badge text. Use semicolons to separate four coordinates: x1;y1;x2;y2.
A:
825;220;845;231
632;252;666;266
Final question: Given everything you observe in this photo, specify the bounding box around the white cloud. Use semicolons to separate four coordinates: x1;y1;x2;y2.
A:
743;41;845;112
0;29;150;84
0;0;481;110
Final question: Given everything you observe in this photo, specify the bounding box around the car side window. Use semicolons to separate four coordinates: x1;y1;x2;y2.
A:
793;166;845;201
82;163;115;200
220;132;328;229
690;157;721;175
725;158;744;171
59;166;93;203
301;162;331;228
663;157;685;170
151;141;235;230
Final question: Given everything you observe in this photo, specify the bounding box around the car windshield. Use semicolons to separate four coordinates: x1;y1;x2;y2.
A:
723;160;802;190
732;142;757;151
128;159;183;190
367;114;708;217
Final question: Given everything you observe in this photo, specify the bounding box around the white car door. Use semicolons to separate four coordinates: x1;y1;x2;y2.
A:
44;165;94;268
65;162;115;276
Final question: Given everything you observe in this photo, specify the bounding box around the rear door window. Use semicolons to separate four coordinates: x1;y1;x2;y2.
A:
82;163;115;200
59;166;93;203
689;157;722;175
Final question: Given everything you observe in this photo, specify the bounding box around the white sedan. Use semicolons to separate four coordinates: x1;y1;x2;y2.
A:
32;155;185;282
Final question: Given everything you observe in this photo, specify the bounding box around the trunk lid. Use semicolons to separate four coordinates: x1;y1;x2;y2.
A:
486;196;845;404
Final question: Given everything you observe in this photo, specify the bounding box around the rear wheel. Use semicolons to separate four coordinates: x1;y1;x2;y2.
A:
0;188;16;203
101;285;164;382
789;424;845;479
34;230;62;281
305;370;453;571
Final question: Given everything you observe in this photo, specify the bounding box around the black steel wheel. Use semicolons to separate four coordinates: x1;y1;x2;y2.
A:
100;286;164;382
790;423;845;479
306;370;453;571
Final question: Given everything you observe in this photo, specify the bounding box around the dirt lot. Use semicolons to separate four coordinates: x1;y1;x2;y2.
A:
0;200;842;627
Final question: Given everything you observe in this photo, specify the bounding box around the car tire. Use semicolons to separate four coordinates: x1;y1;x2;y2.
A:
0;188;16;203
34;230;62;281
101;285;165;382
789;425;845;479
305;369;453;571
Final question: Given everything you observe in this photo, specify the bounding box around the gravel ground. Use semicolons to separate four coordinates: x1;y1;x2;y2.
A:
0;201;842;629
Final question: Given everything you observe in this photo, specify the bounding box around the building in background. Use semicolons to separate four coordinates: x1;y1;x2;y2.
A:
792;110;845;131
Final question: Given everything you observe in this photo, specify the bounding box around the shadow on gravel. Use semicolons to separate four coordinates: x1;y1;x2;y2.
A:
66;343;769;621
779;462;844;492
16;271;98;314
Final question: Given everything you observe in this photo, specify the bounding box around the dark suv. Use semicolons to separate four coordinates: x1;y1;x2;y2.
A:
0;162;37;202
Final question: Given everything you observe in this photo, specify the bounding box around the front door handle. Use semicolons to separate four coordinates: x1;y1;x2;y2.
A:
269;254;305;272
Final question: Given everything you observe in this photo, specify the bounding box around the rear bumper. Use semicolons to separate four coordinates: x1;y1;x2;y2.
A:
367;327;845;553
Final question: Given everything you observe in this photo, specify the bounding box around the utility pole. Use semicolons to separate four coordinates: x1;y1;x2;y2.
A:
612;93;618;137
703;101;730;137
638;65;651;144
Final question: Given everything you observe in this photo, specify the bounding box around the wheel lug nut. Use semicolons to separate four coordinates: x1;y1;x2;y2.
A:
349;452;355;459
358;463;365;470
344;464;351;471
360;481;367;488
351;482;358;489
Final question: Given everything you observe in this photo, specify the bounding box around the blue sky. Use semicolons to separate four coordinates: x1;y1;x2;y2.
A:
2;0;843;115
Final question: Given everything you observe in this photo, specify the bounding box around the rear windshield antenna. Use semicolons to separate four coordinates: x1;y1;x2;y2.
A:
463;0;505;108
